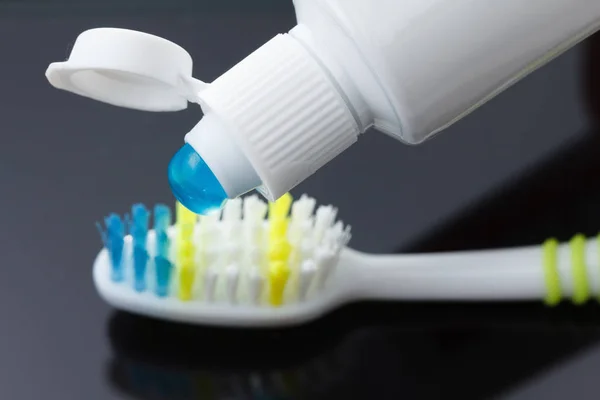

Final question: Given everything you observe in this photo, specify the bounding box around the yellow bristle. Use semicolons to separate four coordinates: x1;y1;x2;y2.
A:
269;218;288;242
269;239;292;262
178;225;194;241
178;264;195;301
269;193;293;221
177;240;194;256
176;201;198;226
266;194;295;306
268;261;291;306
175;201;197;301
268;195;293;252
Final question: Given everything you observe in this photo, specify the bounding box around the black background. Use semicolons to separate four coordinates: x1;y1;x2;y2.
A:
2;1;600;399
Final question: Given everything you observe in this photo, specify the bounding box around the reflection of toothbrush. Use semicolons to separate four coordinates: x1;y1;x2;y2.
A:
95;193;598;327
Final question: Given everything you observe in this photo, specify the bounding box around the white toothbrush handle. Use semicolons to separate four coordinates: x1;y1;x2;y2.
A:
342;238;600;302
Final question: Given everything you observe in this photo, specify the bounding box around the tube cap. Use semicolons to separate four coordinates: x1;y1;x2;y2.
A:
45;28;206;111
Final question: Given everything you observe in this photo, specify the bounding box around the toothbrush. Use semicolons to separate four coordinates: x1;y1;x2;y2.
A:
94;194;600;327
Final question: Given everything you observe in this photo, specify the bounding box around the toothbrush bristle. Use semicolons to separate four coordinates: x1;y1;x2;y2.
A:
130;204;150;292
153;204;172;297
223;197;242;221
96;213;126;282
299;259;317;301
97;193;351;307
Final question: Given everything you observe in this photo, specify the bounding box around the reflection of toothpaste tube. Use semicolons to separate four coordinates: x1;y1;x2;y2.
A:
46;0;600;214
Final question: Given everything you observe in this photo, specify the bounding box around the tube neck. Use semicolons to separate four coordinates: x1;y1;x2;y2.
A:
184;113;262;198
196;33;360;200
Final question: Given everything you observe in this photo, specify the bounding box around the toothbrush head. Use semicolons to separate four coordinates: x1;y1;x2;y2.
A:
93;193;353;327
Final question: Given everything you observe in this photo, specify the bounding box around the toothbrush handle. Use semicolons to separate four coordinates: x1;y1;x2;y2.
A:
343;239;598;302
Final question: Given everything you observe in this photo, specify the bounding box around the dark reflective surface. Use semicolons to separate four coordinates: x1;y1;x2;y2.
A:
104;97;600;399
3;2;600;399
107;303;600;400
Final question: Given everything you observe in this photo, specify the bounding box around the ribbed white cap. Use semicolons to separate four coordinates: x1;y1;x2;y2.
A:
197;33;360;200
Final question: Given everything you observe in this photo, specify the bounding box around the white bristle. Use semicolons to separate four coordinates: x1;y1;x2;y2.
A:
331;220;344;233
234;244;262;305
291;195;316;223
322;222;344;252
209;207;223;221
243;222;263;247
194;215;216;262
193;249;205;271
222;198;242;240
204;246;220;269
225;264;240;303
243;194;256;218
243;195;267;223
196;214;219;245
314;246;337;291
247;246;262;266
301;220;316;244
301;237;316;260
204;265;219;302
299;259;317;301
248;266;264;305
225;242;242;262
243;195;258;219
341;225;352;247
289;197;316;246
203;213;220;225
287;223;303;248
256;202;268;221
313;205;337;243
223;197;242;221
192;220;202;243
326;222;342;240
243;196;267;247
211;242;241;302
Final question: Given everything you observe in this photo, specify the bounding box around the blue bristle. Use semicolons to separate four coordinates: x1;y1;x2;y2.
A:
130;204;149;292
154;257;173;297
97;203;175;296
131;204;150;244
154;204;170;230
153;204;172;296
96;213;126;282
154;204;171;256
133;247;149;292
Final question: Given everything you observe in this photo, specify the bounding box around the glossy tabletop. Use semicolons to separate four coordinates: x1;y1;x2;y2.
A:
1;2;600;399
